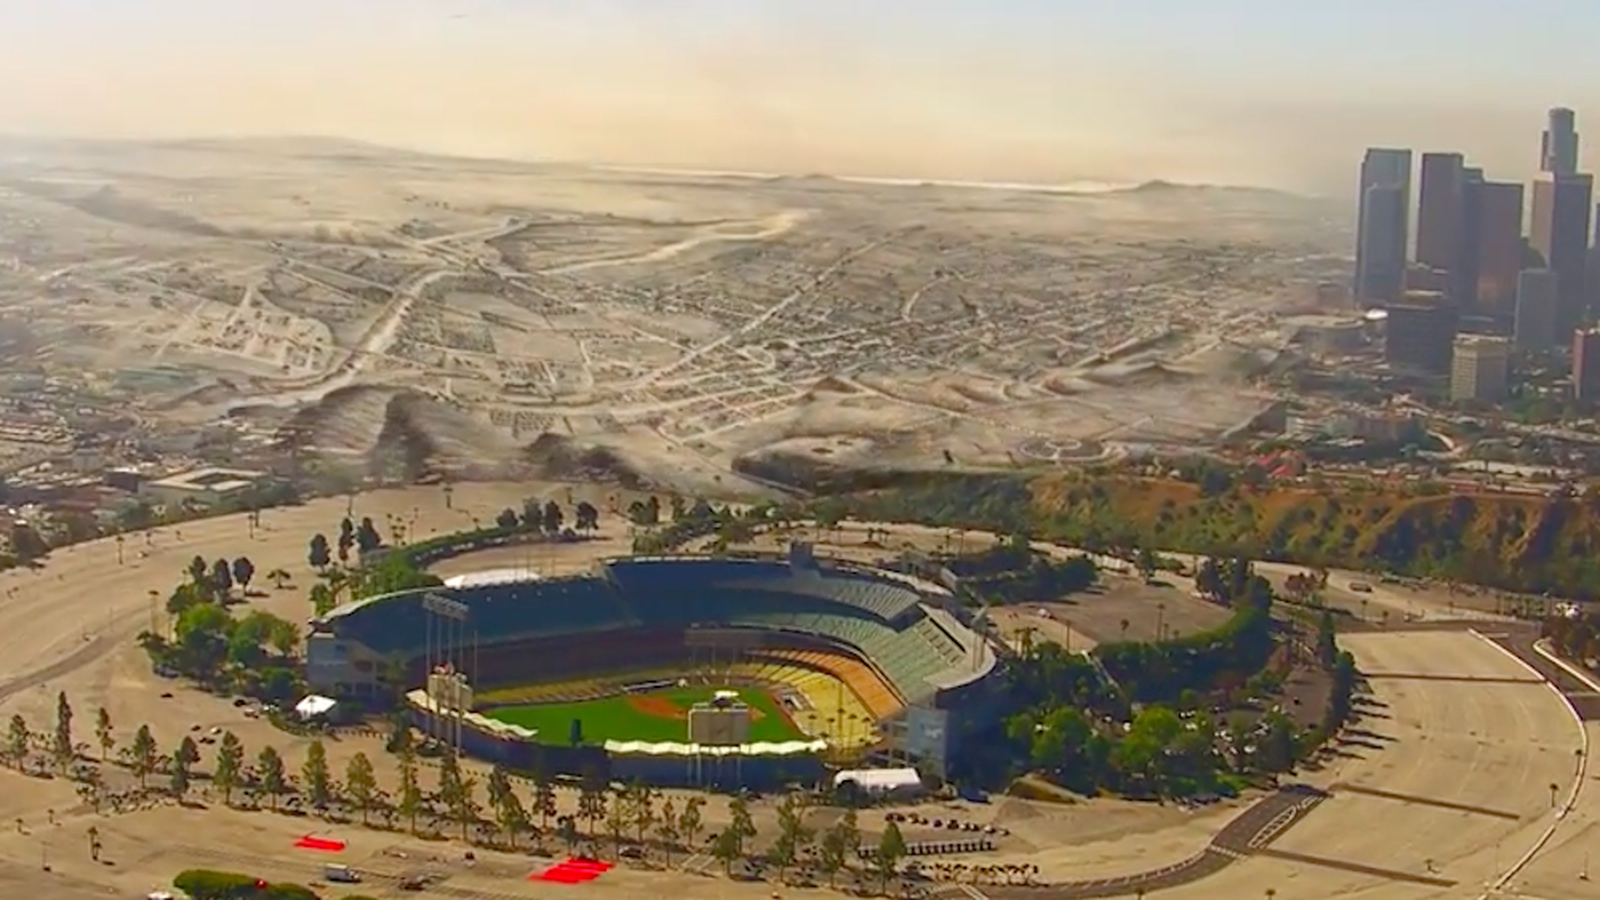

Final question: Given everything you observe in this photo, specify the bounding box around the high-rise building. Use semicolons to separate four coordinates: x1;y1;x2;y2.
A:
1455;167;1486;308
1542;107;1580;176
1355;148;1412;302
1530;173;1596;337
1450;334;1510;402
1384;292;1458;373
1469;180;1526;312
1573;327;1600;399
1416;153;1466;290
1514;268;1559;351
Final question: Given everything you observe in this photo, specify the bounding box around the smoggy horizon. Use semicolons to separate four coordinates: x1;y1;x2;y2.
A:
2;1;1597;194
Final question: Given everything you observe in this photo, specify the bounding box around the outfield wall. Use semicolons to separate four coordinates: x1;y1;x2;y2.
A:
407;690;608;773
610;741;825;790
406;689;824;788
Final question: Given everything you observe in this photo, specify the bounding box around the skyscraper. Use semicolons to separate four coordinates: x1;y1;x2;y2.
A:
1355;148;1412;303
1574;328;1600;399
1515;268;1558;352
1384;292;1457;373
1542;107;1580;176
1456;167;1485;309
1469;180;1526;312
1530;173;1595;336
1416;152;1465;287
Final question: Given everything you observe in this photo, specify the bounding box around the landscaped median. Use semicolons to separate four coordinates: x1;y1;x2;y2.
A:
172;869;319;900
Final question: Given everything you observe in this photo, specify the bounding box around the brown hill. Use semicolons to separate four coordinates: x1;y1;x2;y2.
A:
1027;474;1600;597
825;471;1600;598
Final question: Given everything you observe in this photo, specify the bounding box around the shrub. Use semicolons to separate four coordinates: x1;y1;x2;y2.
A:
172;869;322;900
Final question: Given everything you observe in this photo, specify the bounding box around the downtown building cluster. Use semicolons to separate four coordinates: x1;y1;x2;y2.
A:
1354;108;1600;400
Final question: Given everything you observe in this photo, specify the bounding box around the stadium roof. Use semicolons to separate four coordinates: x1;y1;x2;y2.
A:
443;567;544;589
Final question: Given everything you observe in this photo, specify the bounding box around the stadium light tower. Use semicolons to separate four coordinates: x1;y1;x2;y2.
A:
422;592;472;758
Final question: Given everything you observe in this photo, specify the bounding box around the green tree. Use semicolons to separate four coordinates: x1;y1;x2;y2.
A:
875;821;907;894
531;763;558;831
308;533;332;570
213;731;244;806
302;740;333;810
656;797;681;865
604;791;629;857
1135;546;1158;581
52;691;74;772
309;583;336;617
574;500;600;533
5;714;29;769
346;752;378;825
1257;710;1297;773
396;748;424;834
210;558;234;596
819;821;849;887
628;783;657;843
451;775;481;841
186;555;209;588
679;795;706;851
170;736;199;800
94;707;114;762
126;724;159;788
836;808;862;865
355;517;382;553
487;766;529;849
770;792;814;877
257;745;288;810
231;557;256;592
542;500;564;534
436;750;465;825
577;767;608;836
727;793;756;854
710;825;743;875
1316;609;1338;668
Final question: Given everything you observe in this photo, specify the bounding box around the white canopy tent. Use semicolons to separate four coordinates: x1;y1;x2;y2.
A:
833;767;923;795
294;694;338;720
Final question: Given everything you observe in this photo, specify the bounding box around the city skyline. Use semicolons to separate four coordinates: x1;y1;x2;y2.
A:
1;1;1598;193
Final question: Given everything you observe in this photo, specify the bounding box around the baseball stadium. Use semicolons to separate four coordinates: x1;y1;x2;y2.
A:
305;544;1000;788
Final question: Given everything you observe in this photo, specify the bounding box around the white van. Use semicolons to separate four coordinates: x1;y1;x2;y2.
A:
324;864;361;883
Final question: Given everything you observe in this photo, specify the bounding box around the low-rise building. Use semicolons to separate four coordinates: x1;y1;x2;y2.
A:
1450;334;1511;402
140;466;272;507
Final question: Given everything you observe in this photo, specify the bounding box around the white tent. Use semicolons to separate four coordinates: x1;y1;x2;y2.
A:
833;767;923;795
294;694;337;720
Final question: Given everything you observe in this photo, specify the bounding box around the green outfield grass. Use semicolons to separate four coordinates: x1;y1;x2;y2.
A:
481;685;805;745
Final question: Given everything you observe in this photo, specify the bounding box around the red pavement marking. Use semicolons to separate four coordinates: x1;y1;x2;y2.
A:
529;858;614;883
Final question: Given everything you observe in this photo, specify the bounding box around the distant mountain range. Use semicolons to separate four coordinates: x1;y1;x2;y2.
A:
0;133;1310;199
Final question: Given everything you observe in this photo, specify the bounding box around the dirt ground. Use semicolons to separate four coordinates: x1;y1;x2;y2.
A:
1037;576;1231;645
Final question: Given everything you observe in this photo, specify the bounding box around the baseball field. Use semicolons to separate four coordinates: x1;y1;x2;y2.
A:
482;685;806;745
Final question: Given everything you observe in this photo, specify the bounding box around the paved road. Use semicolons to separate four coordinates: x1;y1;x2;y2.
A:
931;785;1329;900
1153;630;1579;900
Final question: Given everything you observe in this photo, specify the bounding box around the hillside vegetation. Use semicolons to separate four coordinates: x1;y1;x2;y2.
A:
816;473;1600;598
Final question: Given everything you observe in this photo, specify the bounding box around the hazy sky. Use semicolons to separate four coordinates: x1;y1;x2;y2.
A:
2;0;1597;192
